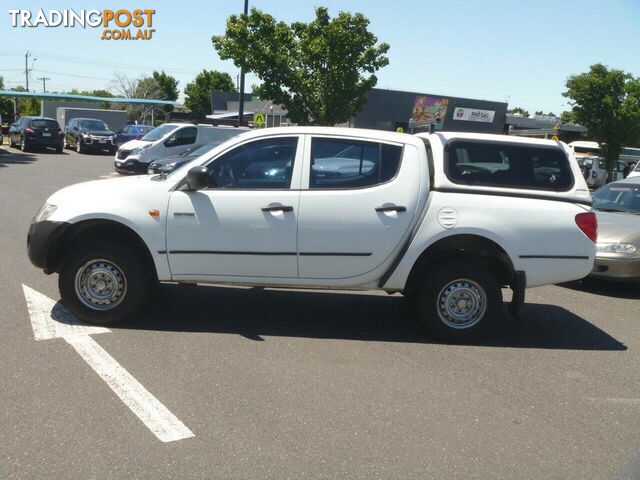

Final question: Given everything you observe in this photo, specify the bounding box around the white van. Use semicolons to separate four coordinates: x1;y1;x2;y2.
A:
114;123;250;174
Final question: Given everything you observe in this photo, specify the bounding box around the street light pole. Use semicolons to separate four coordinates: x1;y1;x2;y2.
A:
237;0;249;127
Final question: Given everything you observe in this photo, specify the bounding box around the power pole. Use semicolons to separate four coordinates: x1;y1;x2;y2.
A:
237;0;249;127
24;51;36;91
37;77;51;93
25;51;30;91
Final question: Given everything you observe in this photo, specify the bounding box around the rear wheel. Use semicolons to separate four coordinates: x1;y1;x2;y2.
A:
413;261;502;341
21;136;30;152
58;241;152;326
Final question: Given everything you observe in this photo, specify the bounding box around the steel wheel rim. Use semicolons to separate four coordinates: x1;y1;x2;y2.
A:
437;279;487;329
21;137;25;149
74;259;127;311
76;140;81;152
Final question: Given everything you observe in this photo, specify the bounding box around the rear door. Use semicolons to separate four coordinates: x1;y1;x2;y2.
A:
30;118;61;144
297;135;420;280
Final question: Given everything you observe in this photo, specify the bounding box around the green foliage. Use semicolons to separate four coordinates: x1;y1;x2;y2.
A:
507;107;530;117
213;6;390;125
564;63;640;170
0;76;13;122
184;70;235;118
560;111;576;124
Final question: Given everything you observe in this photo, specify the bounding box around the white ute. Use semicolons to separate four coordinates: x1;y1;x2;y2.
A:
28;127;597;341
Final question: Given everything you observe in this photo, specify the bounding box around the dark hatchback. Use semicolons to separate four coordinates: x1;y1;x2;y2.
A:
8;116;64;153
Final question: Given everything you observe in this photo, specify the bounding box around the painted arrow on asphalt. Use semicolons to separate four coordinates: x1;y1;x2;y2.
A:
22;284;194;443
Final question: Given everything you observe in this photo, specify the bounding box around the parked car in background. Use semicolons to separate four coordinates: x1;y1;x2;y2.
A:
63;118;117;154
116;124;154;146
147;143;220;174
577;156;629;188
8;116;64;153
590;178;640;283
628;161;640;179
115;124;249;173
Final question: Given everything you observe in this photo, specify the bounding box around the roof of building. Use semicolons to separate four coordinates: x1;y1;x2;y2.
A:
0;90;176;106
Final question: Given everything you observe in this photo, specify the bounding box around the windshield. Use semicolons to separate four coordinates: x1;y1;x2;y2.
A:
179;143;218;157
592;183;640;214
78;119;108;130
141;124;179;142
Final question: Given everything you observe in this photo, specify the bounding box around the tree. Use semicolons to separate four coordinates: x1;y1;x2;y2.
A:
560;111;576;124
213;6;390;125
184;70;235;118
0;76;14;122
111;71;179;124
507;107;530;117
564;63;640;175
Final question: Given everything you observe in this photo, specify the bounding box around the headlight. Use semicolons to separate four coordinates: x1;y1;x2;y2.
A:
132;144;151;155
158;162;178;173
33;203;57;223
81;132;90;138
596;243;638;256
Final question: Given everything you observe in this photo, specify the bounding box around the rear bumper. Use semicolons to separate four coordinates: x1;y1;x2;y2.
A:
27;220;70;272
590;256;640;282
27;137;63;147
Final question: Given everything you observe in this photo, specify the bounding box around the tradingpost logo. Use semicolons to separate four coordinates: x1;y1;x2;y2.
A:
9;9;156;40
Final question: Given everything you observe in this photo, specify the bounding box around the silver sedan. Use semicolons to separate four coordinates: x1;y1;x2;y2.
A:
590;178;640;282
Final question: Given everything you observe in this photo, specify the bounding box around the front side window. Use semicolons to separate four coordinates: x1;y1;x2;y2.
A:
446;141;574;191
309;138;402;189
206;137;298;189
174;127;197;146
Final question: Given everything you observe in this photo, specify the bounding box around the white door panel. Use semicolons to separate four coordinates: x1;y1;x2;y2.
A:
166;134;303;279
298;141;421;279
167;190;299;277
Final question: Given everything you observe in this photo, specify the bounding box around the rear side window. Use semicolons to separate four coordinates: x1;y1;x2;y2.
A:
446;141;574;191
310;138;402;189
30;119;59;129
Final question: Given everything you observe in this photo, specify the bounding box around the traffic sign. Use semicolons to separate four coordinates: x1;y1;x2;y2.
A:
253;113;265;126
396;127;404;133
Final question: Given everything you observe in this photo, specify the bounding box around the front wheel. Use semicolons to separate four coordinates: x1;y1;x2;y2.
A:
76;138;84;154
413;262;502;341
58;241;152;326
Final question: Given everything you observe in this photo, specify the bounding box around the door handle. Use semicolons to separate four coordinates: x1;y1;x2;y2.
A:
261;205;293;213
375;205;407;213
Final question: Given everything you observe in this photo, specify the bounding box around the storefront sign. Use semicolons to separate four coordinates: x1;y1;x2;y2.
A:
453;107;495;123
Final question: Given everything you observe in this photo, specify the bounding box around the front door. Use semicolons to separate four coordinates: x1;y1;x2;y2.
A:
167;135;303;279
297;135;420;280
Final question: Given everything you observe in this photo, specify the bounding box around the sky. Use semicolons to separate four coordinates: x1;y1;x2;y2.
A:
1;0;639;114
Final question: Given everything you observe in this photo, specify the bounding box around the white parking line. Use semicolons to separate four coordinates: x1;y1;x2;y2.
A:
22;284;194;443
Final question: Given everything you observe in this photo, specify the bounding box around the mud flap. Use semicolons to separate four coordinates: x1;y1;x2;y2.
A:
508;271;526;318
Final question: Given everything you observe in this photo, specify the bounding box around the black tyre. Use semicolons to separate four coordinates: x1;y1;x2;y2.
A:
55;145;63;154
58;241;152;326
21;136;30;152
8;136;15;148
413;261;502;341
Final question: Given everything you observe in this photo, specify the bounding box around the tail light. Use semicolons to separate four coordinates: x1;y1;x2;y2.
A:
575;212;597;242
24;128;34;135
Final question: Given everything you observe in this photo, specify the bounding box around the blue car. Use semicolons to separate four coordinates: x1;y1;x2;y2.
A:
116;124;154;146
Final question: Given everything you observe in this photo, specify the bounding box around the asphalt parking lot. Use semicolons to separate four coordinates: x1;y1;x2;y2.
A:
1;141;640;479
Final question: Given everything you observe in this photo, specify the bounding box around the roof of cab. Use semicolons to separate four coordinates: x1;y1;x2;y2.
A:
228;126;418;144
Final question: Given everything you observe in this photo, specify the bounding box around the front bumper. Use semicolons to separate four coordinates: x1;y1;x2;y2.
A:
27;220;70;272
590;256;640;283
114;157;148;174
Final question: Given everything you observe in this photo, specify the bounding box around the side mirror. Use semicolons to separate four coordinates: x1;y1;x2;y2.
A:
185;166;210;190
